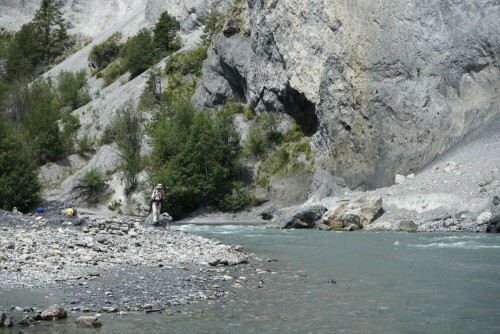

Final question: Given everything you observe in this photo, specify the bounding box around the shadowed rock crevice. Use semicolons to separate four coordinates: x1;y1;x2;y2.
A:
279;86;318;136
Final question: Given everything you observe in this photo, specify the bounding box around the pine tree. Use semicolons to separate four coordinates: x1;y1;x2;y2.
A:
153;11;180;55
32;0;69;64
5;23;42;80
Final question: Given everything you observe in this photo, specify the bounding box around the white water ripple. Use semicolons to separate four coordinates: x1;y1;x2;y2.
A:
408;241;500;250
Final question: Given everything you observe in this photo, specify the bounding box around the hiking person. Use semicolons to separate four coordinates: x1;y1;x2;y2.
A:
151;184;165;226
66;205;77;217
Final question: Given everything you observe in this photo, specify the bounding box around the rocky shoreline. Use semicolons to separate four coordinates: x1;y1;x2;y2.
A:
0;208;266;329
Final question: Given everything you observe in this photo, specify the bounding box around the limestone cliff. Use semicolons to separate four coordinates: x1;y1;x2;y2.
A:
193;0;500;189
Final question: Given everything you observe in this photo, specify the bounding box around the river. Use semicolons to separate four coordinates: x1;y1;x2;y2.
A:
2;224;499;333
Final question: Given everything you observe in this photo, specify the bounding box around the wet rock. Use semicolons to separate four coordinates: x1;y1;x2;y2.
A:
18;317;34;327
344;223;360;231
319;197;383;230
75;316;102;328
36;304;67;320
396;221;418;233
493;196;500;206
328;278;336;284
3;317;13;327
102;306;118;313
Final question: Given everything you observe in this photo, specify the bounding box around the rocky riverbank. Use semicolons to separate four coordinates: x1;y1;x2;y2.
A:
0;208;263;326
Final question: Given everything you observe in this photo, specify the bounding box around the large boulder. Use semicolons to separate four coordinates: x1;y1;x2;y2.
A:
267;204;327;229
486;214;500;233
75;316;102;328
319;196;383;230
396;221;418;233
35;305;67;321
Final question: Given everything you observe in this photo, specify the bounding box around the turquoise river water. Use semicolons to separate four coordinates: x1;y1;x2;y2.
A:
1;224;499;333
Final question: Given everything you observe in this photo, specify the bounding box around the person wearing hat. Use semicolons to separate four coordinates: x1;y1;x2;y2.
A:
150;184;165;226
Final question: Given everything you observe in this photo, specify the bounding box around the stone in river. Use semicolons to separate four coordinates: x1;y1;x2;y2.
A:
3;317;13;327
75;316;102;328
36;304;67;320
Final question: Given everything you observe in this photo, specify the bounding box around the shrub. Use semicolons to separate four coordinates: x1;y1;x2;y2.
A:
244;125;266;158
243;107;255;120
77;134;92;152
57;70;91;110
165;46;208;77
257;112;280;142
201;5;224;46
284;125;304;142
60;111;80;154
88;33;122;71
217;181;255;212
73;168;108;205
102;58;127;87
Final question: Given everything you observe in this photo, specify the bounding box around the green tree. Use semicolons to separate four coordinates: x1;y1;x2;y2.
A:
32;0;69;64
0;114;40;212
112;101;143;193
57;70;91;110
125;28;155;78
153;11;181;56
21;80;63;164
150;107;242;217
147;98;195;165
5;23;42;79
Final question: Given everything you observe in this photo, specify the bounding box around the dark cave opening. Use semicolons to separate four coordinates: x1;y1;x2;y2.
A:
280;86;318;136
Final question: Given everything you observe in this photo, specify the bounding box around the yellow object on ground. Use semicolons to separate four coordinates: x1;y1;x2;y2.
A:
66;208;74;216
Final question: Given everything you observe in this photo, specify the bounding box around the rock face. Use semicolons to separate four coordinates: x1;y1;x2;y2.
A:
267;204;326;229
193;0;500;189
319;196;383;230
0;0;232;37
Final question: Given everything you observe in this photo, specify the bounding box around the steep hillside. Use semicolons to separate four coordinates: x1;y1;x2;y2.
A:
0;0;498;222
0;0;232;214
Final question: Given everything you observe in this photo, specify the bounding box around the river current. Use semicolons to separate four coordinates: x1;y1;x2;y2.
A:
2;225;499;333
